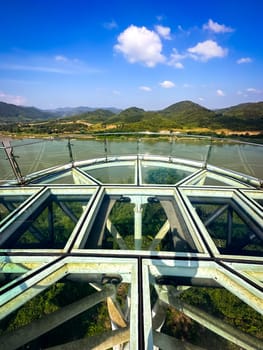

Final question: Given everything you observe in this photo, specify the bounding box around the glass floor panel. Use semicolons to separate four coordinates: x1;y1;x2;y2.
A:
0;194;90;249
81;164;135;184
142;165;193;185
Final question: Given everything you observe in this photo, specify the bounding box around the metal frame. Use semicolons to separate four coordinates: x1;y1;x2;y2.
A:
0;137;262;349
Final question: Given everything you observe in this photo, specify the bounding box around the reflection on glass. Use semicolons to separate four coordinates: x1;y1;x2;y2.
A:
82;165;135;184
34;172;76;184
0;280;117;346
142;166;192;184
12;140;71;177
0;147;15;182
194;202;263;256
0;194;30;221
84;195;198;252
1;195;89;249
160;285;263;349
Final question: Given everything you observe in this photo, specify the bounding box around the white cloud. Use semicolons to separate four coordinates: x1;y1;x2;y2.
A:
114;25;166;67
188;40;228;61
246;87;262;94
0;58;101;75
178;25;184;32
139;86;152;92
236;88;262;96
0;91;26;105
156;15;164;21
155;25;171;40
216;89;225;96
55;55;68;62
104;20;118;30
177;25;191;36
174;62;184;69
160;80;175;88
237;57;252;64
168;48;186;67
55;55;81;64
203;19;234;33
0;63;74;74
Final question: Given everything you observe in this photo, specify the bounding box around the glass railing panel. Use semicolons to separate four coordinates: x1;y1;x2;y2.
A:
2;136;262;184
105;139;138;157
208;142;263;179
72;139;137;162
11;139;71;177
170;138;212;162
71;139;106;162
139;138;171;156
0;145;15;183
235;143;263;179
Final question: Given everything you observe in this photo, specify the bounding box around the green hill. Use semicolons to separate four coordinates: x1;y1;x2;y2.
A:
161;100;216;128
0;100;263;133
0;101;55;122
65;109;115;123
214;102;263;130
216;102;263;118
112;107;145;123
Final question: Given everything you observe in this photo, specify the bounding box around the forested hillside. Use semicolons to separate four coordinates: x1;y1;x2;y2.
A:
0;100;263;133
0;102;55;122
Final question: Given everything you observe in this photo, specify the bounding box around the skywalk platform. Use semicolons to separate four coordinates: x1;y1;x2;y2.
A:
0;134;262;349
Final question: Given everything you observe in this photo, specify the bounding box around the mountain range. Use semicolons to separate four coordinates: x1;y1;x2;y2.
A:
46;106;122;117
0;100;263;131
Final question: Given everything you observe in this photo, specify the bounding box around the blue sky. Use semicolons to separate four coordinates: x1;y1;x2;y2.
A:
0;0;262;110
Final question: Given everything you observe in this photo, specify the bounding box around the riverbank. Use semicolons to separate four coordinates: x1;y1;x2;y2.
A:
0;128;263;144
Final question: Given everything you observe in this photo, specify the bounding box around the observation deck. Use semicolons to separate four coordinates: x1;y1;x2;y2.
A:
0;133;262;349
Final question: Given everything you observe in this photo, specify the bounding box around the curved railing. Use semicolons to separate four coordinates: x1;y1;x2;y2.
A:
1;132;263;185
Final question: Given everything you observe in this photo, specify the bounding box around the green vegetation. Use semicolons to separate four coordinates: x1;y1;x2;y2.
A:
214;102;263;131
161;100;216;128
0;101;54;123
145;167;191;184
0;281;111;348
195;203;263;255
1;100;263;136
163;287;263;349
1;196;88;249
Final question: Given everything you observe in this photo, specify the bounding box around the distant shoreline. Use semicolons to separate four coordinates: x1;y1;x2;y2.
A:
1;128;262;145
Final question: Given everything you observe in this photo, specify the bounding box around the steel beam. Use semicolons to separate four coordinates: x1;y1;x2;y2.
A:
0;258;67;318
45;327;130;350
157;285;263;350
0;285;116;350
153;331;205;350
